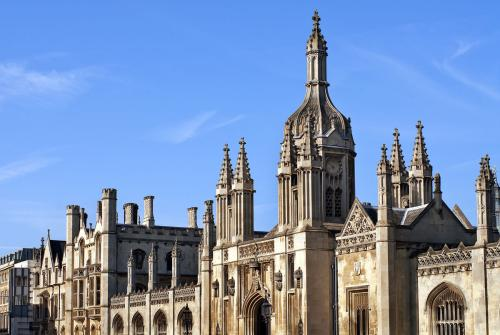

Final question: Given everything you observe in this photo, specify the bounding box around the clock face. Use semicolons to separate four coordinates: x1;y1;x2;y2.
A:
327;159;342;177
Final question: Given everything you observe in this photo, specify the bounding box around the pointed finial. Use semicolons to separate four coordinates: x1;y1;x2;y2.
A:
41;237;45;248
47;229;51;240
434;173;442;193
381;144;388;160
312;10;320;27
239;137;246;148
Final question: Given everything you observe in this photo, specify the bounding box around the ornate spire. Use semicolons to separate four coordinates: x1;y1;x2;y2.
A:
390;128;407;175
377;144;391;174
234;138;252;184
278;121;295;169
299;117;319;161
217;144;233;189
476;155;494;190
410;121;431;171
307;10;328;60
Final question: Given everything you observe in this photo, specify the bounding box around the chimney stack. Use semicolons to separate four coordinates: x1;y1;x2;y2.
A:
187;207;198;228
144;196;155;227
124;203;139;225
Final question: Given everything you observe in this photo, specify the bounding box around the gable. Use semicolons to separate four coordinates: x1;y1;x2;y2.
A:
339;199;376;238
336;199;376;254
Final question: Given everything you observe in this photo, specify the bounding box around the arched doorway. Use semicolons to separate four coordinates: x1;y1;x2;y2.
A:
243;291;272;335
177;306;193;335
154;310;168;335
112;314;124;335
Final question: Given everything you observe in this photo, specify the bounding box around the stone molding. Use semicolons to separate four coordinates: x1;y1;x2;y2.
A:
239;241;274;259
336;202;376;255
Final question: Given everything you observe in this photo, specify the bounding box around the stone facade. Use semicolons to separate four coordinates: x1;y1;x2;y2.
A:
1;10;498;335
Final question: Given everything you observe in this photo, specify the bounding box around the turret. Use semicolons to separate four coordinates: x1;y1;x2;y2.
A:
475;155;495;245
281;11;355;228
278;122;296;230
230;138;255;242
101;188;117;233
408;121;433;206
66;205;80;244
124;203;139;225
148;243;158;291
390;128;409;208
377;144;393;225
143;196;155;227
216;144;233;244
187;207;198;229
202;200;215;258
376;144;397;334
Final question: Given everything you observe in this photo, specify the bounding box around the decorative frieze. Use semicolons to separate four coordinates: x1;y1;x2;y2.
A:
175;286;196;302
110;295;126;310
239;241;274;259
417;244;472;276
151;289;169;305
129;293;147;307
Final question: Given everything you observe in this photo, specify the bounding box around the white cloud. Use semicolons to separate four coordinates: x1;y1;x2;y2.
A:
154;111;244;144
0;62;94;102
435;41;500;101
0;156;57;182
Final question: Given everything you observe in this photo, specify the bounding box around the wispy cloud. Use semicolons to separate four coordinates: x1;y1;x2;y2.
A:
435;41;500;101
0;62;95;103
153;111;244;144
350;46;469;108
0;156;57;182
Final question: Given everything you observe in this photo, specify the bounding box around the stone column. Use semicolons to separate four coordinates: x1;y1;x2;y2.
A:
123;203;139;225
148;244;158;291
127;250;135;294
171;240;180;288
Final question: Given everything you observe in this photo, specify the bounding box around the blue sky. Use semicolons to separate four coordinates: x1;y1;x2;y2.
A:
0;1;499;252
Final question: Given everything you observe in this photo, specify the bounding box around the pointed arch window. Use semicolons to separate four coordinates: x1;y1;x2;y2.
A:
429;284;465;335
334;187;342;217
133;249;146;270
95;234;101;264
112;315;124;335
154;311;167;335
133;313;145;335
325;187;334;218
79;240;85;267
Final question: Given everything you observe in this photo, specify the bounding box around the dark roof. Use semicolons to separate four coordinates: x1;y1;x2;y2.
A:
49;240;66;265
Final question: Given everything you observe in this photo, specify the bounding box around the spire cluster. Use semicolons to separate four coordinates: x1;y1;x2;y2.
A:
410;121;431;171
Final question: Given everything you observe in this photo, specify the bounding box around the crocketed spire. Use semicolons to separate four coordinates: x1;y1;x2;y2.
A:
278;121;295;169
299;117;319;162
377;144;391;174
307;10;328;60
234;138;252;184
410;121;431;171
390;128;407;175
476;155;494;190
217;144;233;189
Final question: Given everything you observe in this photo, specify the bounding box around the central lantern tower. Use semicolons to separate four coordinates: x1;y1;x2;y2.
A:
278;11;356;230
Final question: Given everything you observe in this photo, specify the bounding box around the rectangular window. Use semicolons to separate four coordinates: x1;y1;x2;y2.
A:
72;282;77;308
88;277;94;306
95;276;101;305
349;288;369;335
78;280;84;308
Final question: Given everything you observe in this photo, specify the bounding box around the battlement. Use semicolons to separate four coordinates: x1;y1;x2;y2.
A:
102;188;117;199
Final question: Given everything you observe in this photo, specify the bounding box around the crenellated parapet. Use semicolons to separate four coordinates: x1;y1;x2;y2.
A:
417;243;472;277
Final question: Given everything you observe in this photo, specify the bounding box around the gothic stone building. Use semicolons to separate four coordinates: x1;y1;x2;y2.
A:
29;11;499;335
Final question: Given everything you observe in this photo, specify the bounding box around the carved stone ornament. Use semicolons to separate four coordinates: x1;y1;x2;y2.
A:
275;271;283;291
417;243;473;276
227;277;235;296
354;261;362;276
294;267;303;289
